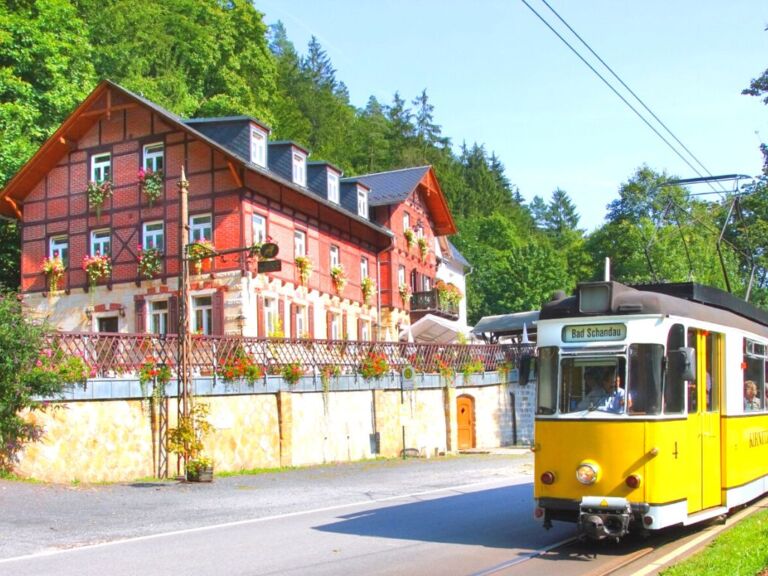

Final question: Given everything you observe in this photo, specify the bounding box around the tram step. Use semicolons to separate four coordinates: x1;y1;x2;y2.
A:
683;506;728;526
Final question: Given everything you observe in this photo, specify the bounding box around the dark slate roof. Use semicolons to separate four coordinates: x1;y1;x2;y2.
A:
108;83;391;240
185;115;271;131
445;239;471;269
346;166;430;207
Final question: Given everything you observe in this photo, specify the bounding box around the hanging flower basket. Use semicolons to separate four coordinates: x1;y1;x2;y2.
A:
217;347;262;386
188;240;215;275
281;362;304;386
359;351;390;380
403;228;415;250
330;264;347;294
295;256;312;286
42;255;65;292
87;180;113;219
361;276;375;305
138;168;163;207
435;280;463;307
82;253;111;288
399;283;412;305
417;236;429;261
138;246;163;280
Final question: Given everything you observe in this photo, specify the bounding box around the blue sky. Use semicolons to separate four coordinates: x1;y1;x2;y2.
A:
255;1;768;231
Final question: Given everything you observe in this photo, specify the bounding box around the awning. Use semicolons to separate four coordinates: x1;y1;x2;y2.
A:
471;310;540;340
399;314;471;344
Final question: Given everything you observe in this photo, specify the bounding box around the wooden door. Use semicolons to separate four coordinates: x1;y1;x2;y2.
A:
457;395;475;450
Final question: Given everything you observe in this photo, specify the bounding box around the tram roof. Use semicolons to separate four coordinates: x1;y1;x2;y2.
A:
540;281;768;336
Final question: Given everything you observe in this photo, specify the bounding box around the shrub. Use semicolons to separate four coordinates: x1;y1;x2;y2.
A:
0;293;87;471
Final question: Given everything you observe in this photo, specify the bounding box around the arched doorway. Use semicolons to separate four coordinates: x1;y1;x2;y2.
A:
457;395;475;450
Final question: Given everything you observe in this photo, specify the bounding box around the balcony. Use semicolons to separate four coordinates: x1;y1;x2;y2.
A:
410;289;459;322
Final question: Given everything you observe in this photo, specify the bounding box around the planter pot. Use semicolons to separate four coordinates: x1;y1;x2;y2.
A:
186;465;214;483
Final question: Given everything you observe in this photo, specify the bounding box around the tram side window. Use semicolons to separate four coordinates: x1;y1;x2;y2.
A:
663;324;686;414
744;339;766;413
628;344;663;415
536;347;558;415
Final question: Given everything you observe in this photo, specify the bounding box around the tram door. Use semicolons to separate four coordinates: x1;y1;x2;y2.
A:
686;329;723;513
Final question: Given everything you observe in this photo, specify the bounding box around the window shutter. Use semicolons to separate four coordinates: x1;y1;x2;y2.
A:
134;297;146;333
168;295;179;335
212;290;225;335
307;303;314;339
290;303;297;339
256;294;265;338
326;310;333;340
357;318;363;341
342;311;348;340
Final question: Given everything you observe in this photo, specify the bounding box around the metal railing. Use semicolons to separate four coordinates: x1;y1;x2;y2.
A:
410;289;459;319
43;332;534;379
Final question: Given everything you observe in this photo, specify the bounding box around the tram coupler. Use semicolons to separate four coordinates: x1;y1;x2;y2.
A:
578;496;632;541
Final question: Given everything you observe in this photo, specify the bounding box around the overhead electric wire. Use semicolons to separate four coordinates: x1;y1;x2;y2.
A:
537;0;729;194
519;0;728;195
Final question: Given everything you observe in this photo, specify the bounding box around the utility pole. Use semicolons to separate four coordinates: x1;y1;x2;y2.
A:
177;166;191;475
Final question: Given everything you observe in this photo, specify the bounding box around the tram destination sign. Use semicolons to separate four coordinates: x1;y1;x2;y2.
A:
562;323;627;343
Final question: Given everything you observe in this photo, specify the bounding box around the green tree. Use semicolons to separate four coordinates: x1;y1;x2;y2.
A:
78;0;276;122
0;0;96;184
0;291;88;471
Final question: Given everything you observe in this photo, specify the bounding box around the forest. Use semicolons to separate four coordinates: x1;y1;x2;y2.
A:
2;0;768;322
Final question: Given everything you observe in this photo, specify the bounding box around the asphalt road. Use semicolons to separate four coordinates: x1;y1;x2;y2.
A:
0;452;581;575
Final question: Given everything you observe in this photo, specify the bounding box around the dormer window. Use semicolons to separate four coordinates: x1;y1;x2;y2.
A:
91;153;111;183
357;187;368;219
250;127;267;168
327;171;339;204
292;151;307;187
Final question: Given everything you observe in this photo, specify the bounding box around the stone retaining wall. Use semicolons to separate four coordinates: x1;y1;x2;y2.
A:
15;371;536;483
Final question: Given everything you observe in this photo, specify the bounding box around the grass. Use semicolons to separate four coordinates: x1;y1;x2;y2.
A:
661;507;768;576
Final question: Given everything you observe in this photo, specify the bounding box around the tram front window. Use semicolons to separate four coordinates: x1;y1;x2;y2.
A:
559;357;627;414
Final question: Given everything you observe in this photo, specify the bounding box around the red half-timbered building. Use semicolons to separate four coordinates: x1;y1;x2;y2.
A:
0;80;459;341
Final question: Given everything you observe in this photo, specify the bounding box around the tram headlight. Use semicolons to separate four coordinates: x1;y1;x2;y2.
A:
575;461;600;485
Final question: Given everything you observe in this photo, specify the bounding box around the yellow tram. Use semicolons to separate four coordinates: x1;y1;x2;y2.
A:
533;281;768;540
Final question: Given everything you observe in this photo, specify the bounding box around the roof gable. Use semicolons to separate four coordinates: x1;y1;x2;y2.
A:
352;166;456;236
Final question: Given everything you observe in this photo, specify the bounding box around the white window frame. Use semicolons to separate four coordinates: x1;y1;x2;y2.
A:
264;297;279;336
423;276;432;291
142;221;165;251
189;214;212;243
143;143;164;172
292;151;307;187
252;213;267;244
398;265;406;287
90;229;111;256
149;299;169;334
250;127;267;167
327;171;340;204
360;257;369;280
330;313;342;341
360;320;370;342
192;295;213;335
49;236;69;267
91;153;111;183
294;230;306;257
357;187;368;218
295;305;307;339
330;245;340;268
403;212;410;231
